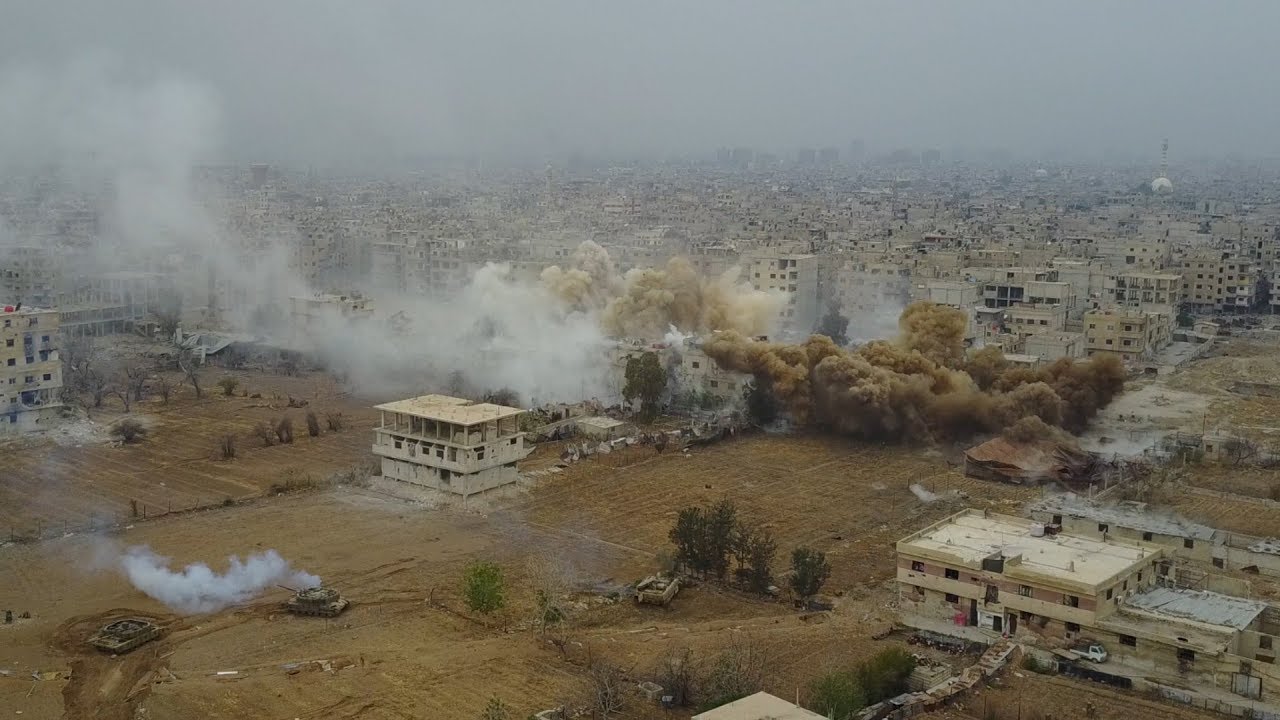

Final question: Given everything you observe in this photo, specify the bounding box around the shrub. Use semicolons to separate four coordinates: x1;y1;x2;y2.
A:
464;561;506;615
110;418;147;444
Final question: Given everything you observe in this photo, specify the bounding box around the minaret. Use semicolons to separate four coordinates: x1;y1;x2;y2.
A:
1160;138;1169;179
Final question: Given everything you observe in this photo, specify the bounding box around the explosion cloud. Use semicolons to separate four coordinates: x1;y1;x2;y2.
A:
704;301;1125;442
119;545;320;615
541;243;781;338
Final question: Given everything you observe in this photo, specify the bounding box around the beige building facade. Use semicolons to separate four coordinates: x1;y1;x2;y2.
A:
372;395;531;499
0;306;62;433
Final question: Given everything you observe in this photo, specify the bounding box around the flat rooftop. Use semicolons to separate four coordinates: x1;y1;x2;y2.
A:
1031;495;1217;541
375;395;524;426
1125;586;1266;631
899;510;1158;588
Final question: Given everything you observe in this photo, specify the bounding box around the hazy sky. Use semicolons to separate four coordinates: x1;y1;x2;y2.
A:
4;1;1278;165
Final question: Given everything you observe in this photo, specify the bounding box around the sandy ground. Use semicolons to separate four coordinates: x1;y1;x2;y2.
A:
0;433;1039;720
0;370;380;539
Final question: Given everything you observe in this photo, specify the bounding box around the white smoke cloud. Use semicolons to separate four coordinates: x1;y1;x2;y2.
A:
120;545;319;614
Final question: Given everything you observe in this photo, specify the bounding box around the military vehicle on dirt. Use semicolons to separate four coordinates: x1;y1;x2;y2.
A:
88;618;162;653
284;586;349;617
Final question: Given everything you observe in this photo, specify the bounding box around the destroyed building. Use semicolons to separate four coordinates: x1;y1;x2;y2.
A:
963;436;1105;488
372;394;531;499
0;305;62;433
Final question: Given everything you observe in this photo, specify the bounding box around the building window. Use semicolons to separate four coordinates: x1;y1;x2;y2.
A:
42;374;50;381
1184;539;1194;549
944;593;959;603
1262;636;1273;650
5;359;12;367
1142;531;1153;541
1106;588;1113;600
1063;595;1079;608
393;439;402;450
1098;523;1109;532
1066;622;1080;633
4;339;11;347
1052;514;1062;525
911;561;924;572
1178;648;1196;663
1213;557;1224;568
1019;585;1033;597
1120;635;1137;647
944;568;959;580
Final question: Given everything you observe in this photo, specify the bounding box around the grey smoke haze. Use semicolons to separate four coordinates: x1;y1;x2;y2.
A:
120;545;320;614
4;0;1279;164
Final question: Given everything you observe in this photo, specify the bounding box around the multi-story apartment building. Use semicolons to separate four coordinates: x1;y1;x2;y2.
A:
898;509;1162;637
898;510;1280;692
1006;303;1066;336
0;305;62;433
1023;332;1086;361
1179;252;1259;313
0;245;64;308
744;251;819;336
1083;307;1171;362
372;395;531;500
832;259;911;319
1104;272;1183;311
288;293;373;350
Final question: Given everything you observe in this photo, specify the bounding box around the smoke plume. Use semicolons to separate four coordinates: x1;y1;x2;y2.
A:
119;545;319;614
703;301;1125;442
541;246;781;339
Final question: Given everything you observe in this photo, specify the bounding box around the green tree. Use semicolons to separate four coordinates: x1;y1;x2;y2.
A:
809;669;865;720
855;647;915;704
668;500;738;579
745;529;777;594
623;351;667;422
743;378;779;426
479;696;511;720
789;547;831;603
815;302;850;346
463;561;506;615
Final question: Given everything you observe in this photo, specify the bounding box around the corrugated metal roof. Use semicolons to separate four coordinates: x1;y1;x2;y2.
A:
1126;586;1265;631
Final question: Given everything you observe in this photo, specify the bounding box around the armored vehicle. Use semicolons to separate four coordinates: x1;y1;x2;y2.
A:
89;618;161;653
635;575;680;607
285;586;349;617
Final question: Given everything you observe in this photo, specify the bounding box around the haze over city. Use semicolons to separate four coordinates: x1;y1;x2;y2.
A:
3;3;1280;719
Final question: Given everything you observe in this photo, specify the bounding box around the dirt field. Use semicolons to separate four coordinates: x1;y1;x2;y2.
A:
0;432;1046;720
918;671;1217;720
0;370;379;539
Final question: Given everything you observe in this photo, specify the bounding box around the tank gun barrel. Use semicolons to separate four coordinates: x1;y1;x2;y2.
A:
277;585;298;593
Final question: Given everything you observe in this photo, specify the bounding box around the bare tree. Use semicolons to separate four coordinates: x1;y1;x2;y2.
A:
586;658;627;719
124;365;149;402
177;348;203;399
84;367;113;409
217;377;240;397
114;387;133;413
1224;436;1260;467
700;635;767;711
154;375;174;404
655;645;695;708
526;553;570;631
325;412;345;432
220;434;237;460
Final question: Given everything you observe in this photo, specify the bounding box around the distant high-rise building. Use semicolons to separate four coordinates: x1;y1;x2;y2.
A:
818;147;840;165
250;163;270;188
847;139;866;162
796;148;816;165
921;148;942;166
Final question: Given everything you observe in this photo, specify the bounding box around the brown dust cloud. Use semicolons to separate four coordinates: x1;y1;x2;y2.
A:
703;302;1126;443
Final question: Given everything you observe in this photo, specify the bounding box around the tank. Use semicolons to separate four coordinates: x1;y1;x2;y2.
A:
88;618;161;653
634;575;680;607
285;586;349;617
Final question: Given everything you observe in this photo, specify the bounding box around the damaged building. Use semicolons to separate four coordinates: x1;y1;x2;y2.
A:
372;394;532;500
898;510;1280;702
0;305;62;433
963;436;1106;488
